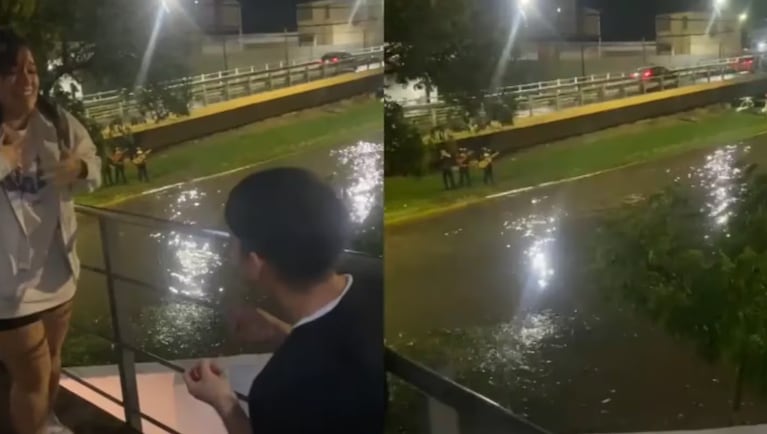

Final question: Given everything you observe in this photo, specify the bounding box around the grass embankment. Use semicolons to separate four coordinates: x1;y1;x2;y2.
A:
385;108;767;225
78;97;383;207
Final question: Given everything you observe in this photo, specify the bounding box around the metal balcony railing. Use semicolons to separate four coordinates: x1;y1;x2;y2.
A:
66;204;547;434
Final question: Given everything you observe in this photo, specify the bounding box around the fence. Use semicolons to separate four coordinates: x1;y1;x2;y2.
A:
66;204;546;433
402;54;762;132
82;45;384;126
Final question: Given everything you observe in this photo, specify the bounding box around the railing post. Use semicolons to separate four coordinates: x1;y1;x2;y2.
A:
428;397;461;434
427;364;460;434
245;75;253;95
304;64;310;83
286;66;293;86
527;95;534;117
98;216;142;432
266;66;273;90
201;82;209;106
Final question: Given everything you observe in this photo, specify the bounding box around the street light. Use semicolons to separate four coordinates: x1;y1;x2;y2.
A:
518;0;531;10
714;0;726;8
739;12;748;22
557;7;561;13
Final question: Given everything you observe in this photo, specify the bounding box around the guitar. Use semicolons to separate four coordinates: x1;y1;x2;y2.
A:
456;150;474;168
478;152;499;169
132;150;152;166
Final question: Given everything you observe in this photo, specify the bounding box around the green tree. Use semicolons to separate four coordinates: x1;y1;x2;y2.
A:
386;0;519;124
594;164;767;420
0;0;193;152
384;100;425;177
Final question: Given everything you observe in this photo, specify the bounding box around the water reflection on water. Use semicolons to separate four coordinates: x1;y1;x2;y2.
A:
386;141;767;432
502;198;561;293
148;187;225;301
331;140;383;225
112;139;383;358
685;144;745;230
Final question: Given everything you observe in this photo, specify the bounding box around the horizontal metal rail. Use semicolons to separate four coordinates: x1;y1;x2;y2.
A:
82;45;383;103
68;204;544;433
399;54;753;107
404;55;762;131
83;46;384;126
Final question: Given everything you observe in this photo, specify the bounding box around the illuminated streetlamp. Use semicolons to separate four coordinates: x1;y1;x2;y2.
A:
714;0;726;8
557;7;561;13
739;12;748;22
518;0;531;10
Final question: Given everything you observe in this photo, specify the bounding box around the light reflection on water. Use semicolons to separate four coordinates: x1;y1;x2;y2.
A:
501;197;560;292
686;144;747;230
330;140;383;226
135;141;383;354
149;187;224;300
388;143;767;432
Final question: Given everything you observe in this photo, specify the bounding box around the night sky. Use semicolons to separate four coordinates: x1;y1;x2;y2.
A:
239;0;767;39
240;0;312;33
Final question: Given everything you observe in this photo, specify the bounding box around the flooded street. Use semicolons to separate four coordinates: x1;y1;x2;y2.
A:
385;137;767;433
68;133;382;363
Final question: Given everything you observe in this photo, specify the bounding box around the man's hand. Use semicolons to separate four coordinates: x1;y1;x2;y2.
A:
42;148;85;187
184;359;238;413
230;305;289;346
0;125;23;169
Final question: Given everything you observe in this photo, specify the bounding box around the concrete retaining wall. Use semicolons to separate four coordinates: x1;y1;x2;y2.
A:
455;76;767;154
132;72;381;151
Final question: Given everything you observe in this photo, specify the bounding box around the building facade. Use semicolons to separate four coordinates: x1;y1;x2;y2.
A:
655;11;743;56
182;0;243;34
296;0;383;47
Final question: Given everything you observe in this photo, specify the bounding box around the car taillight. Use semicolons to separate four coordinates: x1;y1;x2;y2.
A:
332;57;339;63
643;70;652;78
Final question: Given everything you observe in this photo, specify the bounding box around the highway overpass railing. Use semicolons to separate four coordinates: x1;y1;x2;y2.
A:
401;54;763;132
67;205;547;434
82;45;384;126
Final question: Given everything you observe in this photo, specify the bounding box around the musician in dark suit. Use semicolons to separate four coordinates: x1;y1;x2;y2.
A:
457;147;472;187
480;147;498;185
439;148;456;190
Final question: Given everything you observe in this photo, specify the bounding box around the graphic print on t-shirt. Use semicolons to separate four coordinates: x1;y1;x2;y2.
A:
1;155;48;203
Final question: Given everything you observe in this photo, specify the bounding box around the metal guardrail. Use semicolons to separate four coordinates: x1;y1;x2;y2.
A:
67;204;545;434
83;45;384;125
403;55;762;132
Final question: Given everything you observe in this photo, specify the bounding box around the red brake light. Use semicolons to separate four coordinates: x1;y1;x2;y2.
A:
332;57;339;63
643;70;652;78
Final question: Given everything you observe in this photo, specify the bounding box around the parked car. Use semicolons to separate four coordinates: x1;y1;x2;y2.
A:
320;51;357;73
732;56;756;73
631;66;679;91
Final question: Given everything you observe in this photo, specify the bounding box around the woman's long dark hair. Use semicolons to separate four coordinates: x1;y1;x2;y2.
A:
0;28;61;127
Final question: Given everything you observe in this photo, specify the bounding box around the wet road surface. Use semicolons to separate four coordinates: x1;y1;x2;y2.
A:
68;134;382;364
385;138;767;433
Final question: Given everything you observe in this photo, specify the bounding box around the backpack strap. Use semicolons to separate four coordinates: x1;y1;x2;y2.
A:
53;106;71;155
36;97;71;156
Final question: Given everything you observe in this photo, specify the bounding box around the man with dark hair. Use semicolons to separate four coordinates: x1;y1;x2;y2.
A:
184;167;385;434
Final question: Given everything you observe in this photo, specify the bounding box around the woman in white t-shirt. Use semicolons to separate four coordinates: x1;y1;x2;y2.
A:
0;29;101;434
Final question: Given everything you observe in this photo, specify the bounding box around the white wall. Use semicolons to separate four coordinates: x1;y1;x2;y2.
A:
61;354;272;433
